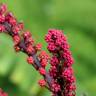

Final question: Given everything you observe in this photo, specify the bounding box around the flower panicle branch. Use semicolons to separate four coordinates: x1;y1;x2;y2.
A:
0;3;76;96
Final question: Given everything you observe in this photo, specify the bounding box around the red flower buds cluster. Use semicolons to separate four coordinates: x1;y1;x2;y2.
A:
0;88;8;96
0;3;76;96
45;29;76;96
38;79;46;87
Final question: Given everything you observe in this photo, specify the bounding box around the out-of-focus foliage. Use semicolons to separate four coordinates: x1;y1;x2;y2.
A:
0;0;96;96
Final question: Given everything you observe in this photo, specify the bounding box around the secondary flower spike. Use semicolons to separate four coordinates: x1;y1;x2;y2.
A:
45;29;76;96
0;3;76;96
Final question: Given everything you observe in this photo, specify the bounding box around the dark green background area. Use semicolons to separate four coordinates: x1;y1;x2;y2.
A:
0;0;96;96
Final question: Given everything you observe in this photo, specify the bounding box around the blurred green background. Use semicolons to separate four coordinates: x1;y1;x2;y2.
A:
0;0;96;96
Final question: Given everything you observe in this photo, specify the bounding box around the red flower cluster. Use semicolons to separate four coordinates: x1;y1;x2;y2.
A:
45;29;76;96
0;88;8;96
0;3;76;96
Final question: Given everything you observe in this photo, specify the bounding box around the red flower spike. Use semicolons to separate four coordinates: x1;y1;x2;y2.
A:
38;79;46;87
27;56;34;64
45;29;76;96
39;67;46;75
0;4;76;96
